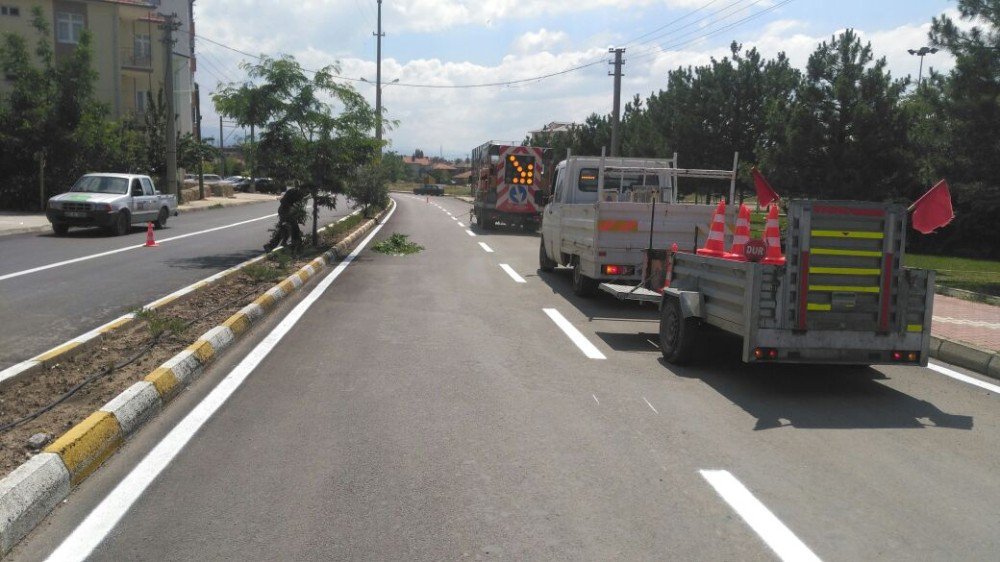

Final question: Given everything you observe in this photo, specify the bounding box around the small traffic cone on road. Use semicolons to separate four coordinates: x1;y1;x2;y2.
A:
760;204;785;265
144;222;158;247
697;200;727;257
725;204;751;261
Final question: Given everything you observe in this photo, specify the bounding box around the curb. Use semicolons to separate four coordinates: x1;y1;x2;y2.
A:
930;336;1000;380
0;203;392;556
936;285;1000;307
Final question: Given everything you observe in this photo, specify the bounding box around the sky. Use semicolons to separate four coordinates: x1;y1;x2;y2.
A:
191;0;961;159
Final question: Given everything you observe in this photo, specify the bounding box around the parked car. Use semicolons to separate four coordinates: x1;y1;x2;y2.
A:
46;173;178;236
202;174;224;184
225;176;251;191
413;184;444;196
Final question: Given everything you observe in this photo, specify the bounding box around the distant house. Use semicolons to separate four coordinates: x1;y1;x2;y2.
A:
529;121;576;136
402;156;432;179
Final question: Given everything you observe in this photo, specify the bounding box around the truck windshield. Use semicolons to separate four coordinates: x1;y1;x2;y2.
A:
578;168;659;193
70;176;128;194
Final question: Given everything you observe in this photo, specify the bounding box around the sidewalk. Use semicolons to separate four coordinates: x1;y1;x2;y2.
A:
0;192;278;238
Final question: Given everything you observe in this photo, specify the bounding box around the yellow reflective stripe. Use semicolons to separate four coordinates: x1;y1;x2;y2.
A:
811;230;884;239
809;285;881;293
811;247;883;258
809;267;882;276
907;324;924;332
807;303;832;311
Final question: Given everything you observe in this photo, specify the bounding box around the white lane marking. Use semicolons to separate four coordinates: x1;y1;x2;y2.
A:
592;394;600;405
543;308;606;360
465;230;477;237
646;339;660;349
700;470;821;562
928;362;1000;394
446;212;453;217
478;242;494;253
457;221;466;227
0;213;277;282
642;396;659;414
45;202;397;562
451;216;458;221
499;264;526;283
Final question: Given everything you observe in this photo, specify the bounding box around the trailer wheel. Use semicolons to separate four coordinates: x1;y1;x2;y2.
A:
539;238;556;272
660;295;699;365
572;260;598;297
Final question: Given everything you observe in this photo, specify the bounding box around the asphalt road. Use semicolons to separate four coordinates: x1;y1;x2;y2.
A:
10;194;1000;561
0;201;353;371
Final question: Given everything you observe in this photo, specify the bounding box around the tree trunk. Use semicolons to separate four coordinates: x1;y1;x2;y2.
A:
312;186;319;247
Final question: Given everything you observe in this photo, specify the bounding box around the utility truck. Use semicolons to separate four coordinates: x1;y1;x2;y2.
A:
600;199;935;367
470;142;554;230
540;150;734;296
46;173;178;236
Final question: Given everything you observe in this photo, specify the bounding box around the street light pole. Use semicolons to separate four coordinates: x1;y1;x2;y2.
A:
375;0;384;145
907;46;939;87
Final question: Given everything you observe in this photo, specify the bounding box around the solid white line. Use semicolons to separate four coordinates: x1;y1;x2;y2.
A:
457;221;466;227
499;264;526;283
0;213;277;282
543;308;606;360
646;339;660;349
592;394;600;405
642;396;659;414
700;470;821;562
465;230;477;237
478;242;494;253
44;202;397;562
928;362;1000;394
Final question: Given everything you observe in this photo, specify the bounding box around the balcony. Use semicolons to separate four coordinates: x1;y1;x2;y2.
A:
121;47;152;71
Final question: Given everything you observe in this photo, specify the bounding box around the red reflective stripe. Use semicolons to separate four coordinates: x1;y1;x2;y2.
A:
812;205;886;217
879;252;894;332
798;251;810;330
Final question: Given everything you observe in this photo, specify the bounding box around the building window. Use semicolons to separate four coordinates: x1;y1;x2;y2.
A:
135;90;148;114
56;12;85;44
2;6;22;16
134;34;151;65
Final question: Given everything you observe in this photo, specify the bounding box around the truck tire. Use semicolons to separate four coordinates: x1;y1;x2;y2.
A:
572;260;598;297
480;209;493;230
52;223;69;236
154;207;169;229
659;295;699;365
539;238;556;272
111;211;131;236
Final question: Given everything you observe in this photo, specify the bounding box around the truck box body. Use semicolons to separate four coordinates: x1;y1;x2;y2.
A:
471;142;553;229
602;199;934;366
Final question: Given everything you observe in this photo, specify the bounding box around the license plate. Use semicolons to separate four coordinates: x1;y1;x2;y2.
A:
65;211;87;218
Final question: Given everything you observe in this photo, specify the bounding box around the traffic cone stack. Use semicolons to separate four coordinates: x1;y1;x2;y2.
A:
697;200;727;257
760;204;785;265
144;222;158;247
725;204;751;261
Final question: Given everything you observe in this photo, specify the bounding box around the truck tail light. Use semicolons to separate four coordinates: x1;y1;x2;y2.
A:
892;351;919;362
602;265;634;276
754;348;779;360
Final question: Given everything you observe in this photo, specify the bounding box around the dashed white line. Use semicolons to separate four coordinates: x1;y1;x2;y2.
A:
928;362;1000;394
457;221;466;227
465;229;477;237
700;470;821;562
451;216;458;221
642;396;659;414
0;214;277;282
478;242;494;253
543;308;606;360
499;264;526;283
592;394;600;405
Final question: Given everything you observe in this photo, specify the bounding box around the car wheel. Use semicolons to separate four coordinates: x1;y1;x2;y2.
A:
52;223;69;236
112;211;131;236
571;260;598;297
539;238;556;272
154;207;169;229
659;295;700;365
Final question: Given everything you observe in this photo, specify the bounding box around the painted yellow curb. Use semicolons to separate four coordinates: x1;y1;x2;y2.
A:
44;411;122;486
145;367;180;398
254;293;276;310
223;313;251;336
186;340;215;364
34;342;81;364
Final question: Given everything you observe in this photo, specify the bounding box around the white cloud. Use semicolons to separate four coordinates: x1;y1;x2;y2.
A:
512;29;569;54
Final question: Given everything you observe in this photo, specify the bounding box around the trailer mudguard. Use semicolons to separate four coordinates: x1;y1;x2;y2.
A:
662;288;704;319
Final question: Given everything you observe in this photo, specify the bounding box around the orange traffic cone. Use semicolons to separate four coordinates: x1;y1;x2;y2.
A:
697;200;727;257
760;204;785;265
726;204;751;260
144;222;158;247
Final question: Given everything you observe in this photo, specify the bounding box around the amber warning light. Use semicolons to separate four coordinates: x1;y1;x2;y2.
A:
505;154;535;185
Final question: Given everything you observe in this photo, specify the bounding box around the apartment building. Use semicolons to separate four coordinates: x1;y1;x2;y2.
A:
0;0;194;137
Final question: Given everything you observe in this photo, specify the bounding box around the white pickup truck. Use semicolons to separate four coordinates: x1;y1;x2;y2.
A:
46;173;178;236
540;152;733;296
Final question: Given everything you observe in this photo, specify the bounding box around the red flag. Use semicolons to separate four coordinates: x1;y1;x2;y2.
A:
910;179;954;234
750;166;779;209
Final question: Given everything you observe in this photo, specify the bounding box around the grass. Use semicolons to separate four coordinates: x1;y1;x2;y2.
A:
372;233;423;255
132;308;188;339
904;253;1000;297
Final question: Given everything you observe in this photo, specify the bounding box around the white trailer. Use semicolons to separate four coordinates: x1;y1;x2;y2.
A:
539;150;737;296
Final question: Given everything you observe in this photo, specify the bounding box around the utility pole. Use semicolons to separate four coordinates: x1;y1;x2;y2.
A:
194;82;205;200
160;13;181;198
608;48;625;157
374;0;384;146
219;116;226;177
